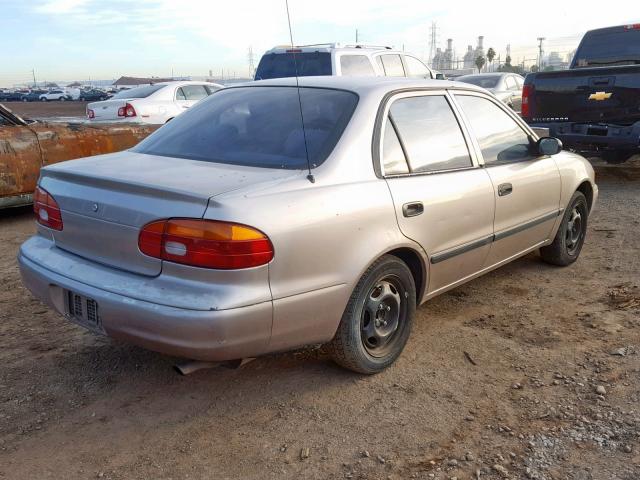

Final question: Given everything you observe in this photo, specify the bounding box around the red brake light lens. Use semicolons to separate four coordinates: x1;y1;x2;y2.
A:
521;84;534;119
138;219;274;269
124;103;136;117
33;186;63;231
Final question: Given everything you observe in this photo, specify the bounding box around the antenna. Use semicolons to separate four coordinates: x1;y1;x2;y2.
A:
284;0;314;183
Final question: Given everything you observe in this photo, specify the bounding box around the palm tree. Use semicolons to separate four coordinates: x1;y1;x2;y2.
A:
486;47;496;72
475;55;486;73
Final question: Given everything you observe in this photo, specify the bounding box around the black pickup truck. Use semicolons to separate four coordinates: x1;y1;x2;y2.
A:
522;24;640;163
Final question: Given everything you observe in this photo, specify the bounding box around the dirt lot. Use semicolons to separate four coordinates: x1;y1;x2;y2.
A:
2;100;87;119
0;174;638;480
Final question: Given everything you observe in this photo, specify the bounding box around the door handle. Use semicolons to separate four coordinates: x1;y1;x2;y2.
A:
402;201;424;217
498;183;513;196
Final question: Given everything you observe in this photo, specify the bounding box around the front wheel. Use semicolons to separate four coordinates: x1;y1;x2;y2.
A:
40;97;47;102
328;255;416;374
540;191;588;266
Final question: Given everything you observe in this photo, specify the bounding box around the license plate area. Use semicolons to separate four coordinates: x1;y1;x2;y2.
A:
65;290;105;334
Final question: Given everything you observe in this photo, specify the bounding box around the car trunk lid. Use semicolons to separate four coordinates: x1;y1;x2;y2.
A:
88;99;129;121
39;151;295;276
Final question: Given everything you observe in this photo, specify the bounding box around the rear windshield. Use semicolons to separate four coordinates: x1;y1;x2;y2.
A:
457;75;500;88
111;85;164;99
133;86;359;169
573;28;640;67
255;52;332;80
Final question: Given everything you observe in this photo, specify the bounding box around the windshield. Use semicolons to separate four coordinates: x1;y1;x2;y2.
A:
133;86;359;169
573;28;640;67
457;75;500;88
111;84;164;99
255;52;332;80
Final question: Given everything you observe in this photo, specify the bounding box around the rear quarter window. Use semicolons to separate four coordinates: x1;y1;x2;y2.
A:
255;52;332;80
340;55;375;76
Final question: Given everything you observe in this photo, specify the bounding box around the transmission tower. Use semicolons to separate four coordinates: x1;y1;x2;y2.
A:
427;21;438;68
248;46;256;78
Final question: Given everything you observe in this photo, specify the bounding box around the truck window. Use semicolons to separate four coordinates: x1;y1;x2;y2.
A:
255;52;332;80
340;55;375;76
573;27;640;68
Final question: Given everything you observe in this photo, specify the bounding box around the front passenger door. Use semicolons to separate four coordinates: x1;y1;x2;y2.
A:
453;92;561;267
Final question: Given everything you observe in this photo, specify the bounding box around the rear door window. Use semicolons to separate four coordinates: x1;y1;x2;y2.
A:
340;55;375;76
389;95;472;173
504;76;517;90
133;87;358;170
255;52;332;80
181;85;209;100
379;54;406;77
455;94;534;165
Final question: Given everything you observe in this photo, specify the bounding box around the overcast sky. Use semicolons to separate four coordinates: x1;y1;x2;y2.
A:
2;0;638;85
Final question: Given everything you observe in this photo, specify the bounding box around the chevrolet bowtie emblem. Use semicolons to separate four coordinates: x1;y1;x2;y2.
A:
588;91;612;101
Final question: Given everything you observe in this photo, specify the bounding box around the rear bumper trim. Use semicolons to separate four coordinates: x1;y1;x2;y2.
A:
529;121;640;152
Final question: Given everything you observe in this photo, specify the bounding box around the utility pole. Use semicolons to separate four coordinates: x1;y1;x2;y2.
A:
355;28;359;43
31;69;36;88
537;37;546;69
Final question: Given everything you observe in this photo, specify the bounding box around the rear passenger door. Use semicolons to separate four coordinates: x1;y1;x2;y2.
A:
452;92;561;267
379;91;496;295
339;55;376;76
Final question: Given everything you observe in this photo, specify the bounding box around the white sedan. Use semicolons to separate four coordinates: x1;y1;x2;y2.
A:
87;81;223;124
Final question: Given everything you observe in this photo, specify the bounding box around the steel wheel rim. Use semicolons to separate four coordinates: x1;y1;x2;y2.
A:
565;205;583;256
360;275;405;357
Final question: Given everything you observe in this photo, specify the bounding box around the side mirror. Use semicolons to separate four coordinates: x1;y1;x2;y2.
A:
435;73;446;80
537;137;562;156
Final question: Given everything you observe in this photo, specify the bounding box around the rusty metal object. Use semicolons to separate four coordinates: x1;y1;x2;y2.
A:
0;117;158;208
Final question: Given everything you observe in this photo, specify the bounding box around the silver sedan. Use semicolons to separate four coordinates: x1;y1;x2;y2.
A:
19;76;597;373
456;73;525;113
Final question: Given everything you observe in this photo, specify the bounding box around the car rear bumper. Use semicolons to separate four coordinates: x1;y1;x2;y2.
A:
18;237;273;361
530;121;640;152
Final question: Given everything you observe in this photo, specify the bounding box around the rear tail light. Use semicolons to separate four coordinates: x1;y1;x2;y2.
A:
87;109;95;119
33;186;63;230
521;84;534;119
624;24;640;30
138;219;274;269
117;103;136;118
286;49;302;53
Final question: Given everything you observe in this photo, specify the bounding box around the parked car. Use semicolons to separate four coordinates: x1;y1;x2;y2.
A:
86;81;223;124
0;91;26;102
21;90;47;102
79;89;110;101
19;77;597;373
523;24;640;163
456;73;524;112
255;43;445;80
0;103;158;209
39;90;72;101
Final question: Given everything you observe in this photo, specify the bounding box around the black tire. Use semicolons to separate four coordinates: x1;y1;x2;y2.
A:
22;97;28;102
540;191;589;266
41;97;47;102
328;255;416;374
59;97;66;102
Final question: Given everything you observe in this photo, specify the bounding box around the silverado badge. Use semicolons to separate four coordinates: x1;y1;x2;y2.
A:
588;91;612;101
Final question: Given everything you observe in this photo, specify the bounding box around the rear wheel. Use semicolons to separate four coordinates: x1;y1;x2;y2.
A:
59;97;66;102
40;97;47;102
540;191;588;266
328;255;416;374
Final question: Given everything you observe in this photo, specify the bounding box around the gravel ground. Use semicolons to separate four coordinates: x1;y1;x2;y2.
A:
0;173;638;480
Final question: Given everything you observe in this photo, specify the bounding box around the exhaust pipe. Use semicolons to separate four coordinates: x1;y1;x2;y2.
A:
174;360;221;375
173;357;256;375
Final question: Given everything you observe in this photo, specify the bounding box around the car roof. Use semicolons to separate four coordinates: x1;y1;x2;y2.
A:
233;76;485;97
264;44;404;55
